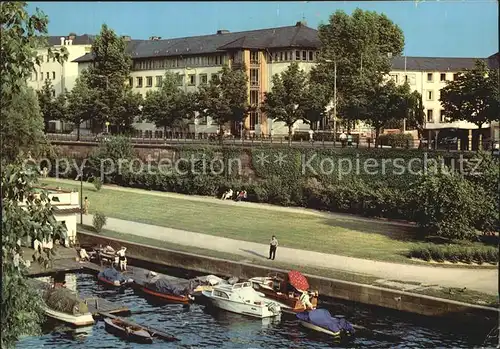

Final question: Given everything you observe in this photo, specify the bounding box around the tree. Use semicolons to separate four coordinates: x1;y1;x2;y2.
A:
440;60;500;129
142;72;193;136
196;65;248;140
65;70;98;140
113;87;143;135
405;90;425;137
261;63;308;144
303;80;330;130
312;8;405;127
36;79;66;132
86;24;132;130
356;81;414;145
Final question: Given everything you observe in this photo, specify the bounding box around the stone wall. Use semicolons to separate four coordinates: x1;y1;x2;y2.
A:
77;231;499;325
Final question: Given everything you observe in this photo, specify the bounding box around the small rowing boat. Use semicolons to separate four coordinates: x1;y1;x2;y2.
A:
104;317;153;344
141;277;194;304
98;267;133;287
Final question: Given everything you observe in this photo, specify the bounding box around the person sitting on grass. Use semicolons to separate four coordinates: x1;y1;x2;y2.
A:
235;190;247;202
221;188;233;200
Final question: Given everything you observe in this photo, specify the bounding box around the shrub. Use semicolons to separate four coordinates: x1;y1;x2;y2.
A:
428;245;445;262
420;247;431;261
409;244;498;264
487;248;499;264
93;177;103;191
92;212;107;233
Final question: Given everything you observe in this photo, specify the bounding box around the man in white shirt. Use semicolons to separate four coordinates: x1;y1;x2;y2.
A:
269;235;278;260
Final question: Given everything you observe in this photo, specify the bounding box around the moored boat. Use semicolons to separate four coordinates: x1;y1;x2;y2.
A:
98;267;133;287
202;281;281;318
296;309;355;338
104;317;153;344
42;286;94;326
141;277;194;304
249;270;318;313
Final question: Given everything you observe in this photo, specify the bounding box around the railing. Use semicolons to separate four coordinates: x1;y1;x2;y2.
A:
45;133;498;152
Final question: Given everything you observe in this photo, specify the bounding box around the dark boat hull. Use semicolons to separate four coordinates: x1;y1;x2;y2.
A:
141;287;190;304
104;318;153;344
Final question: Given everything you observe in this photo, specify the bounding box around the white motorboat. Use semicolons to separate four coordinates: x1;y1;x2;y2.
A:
202;281;281;318
43;306;95;327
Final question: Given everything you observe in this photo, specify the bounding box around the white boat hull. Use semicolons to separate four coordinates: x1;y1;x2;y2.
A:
44;307;95;327
202;292;279;318
299;320;340;337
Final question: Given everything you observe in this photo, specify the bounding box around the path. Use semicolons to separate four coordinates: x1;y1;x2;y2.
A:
45;178;413;228
82;215;498;296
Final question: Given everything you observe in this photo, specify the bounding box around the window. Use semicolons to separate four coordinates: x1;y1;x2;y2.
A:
52;71;56;80
302;50;307;61
154;130;163;138
280;52;284;61
51;196;60;202
41;72;44;80
176;74;184;86
439;109;446;123
199;74;208;84
284;52;288;61
453;73;460;80
210;73;218;82
440;73;446;82
250;90;259;106
146;76;153;87
136;77;143;87
273;52;279;62
427;90;434;101
427;109;434;123
390;74;399;83
188;74;196;86
128;77;133;87
155;76;162;87
249;112;259;130
295;50;301;60
309;51;314;61
51;89;55;97
250;69;259;86
250;51;259;64
46;72;50;80
427;73;433;82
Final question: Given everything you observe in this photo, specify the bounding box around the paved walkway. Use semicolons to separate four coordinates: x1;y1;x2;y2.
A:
82;215;498;296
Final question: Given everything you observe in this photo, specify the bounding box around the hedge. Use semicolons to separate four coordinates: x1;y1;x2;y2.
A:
408;244;498;264
378;133;414;148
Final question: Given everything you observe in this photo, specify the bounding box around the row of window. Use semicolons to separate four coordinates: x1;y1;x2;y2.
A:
130;73;219;88
426;109;449;123
31;71;57;81
391;72;461;85
133;55;228;71
270;50;319;63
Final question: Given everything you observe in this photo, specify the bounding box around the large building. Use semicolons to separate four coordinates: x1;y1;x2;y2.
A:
28;34;94;132
33;23;498;141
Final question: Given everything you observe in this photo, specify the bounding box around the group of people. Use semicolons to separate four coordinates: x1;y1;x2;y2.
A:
221;189;247;202
339;131;354;147
78;245;128;271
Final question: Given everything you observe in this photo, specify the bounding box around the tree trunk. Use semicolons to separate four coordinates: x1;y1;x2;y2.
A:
219;124;224;146
288;125;293;146
76;124;80;141
375;127;380;148
164;125;167;140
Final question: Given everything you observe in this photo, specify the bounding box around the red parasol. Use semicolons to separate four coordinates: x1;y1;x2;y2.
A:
287;270;309;291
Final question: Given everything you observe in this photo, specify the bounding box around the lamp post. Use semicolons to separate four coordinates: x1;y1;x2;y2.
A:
80;174;83;224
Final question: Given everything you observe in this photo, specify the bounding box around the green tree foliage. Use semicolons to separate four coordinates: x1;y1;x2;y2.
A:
312;8;405;126
88;136;135;182
65;70;98;140
261;63;309;144
410;164;478;240
113;86;143;134
1;86;51;163
86;24;134;130
196;65;249;136
142;72;195;135
303;81;330;130
405;90;426;137
440;60;500;129
36;79;66;131
2;165;67;348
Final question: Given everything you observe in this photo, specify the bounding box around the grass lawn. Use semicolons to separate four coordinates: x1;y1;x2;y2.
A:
79;225;499;308
42;178;492;266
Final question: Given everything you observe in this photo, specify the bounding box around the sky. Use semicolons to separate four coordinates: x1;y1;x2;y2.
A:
28;1;498;58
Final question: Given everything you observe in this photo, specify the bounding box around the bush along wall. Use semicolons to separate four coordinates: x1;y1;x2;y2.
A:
47;143;497;240
408;244;499;265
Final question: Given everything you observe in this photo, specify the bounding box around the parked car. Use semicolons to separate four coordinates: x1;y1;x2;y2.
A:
439;136;458;145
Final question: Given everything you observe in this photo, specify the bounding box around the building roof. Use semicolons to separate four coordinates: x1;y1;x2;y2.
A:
73;22;320;63
47;34;95;46
487;52;499;69
390;56;485;72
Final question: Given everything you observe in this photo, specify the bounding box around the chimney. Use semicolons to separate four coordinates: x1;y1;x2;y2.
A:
60;37;65;45
68;32;76;40
216;29;230;35
296;21;307;27
121;35;131;41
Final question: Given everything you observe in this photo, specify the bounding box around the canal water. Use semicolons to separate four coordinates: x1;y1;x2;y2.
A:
18;272;496;348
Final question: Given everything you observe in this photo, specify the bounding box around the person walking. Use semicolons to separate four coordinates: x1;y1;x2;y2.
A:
269;235;278;260
339;131;347;148
83;197;90;215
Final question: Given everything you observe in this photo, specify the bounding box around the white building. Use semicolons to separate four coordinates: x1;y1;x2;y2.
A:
28;34;94;132
23;187;81;249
